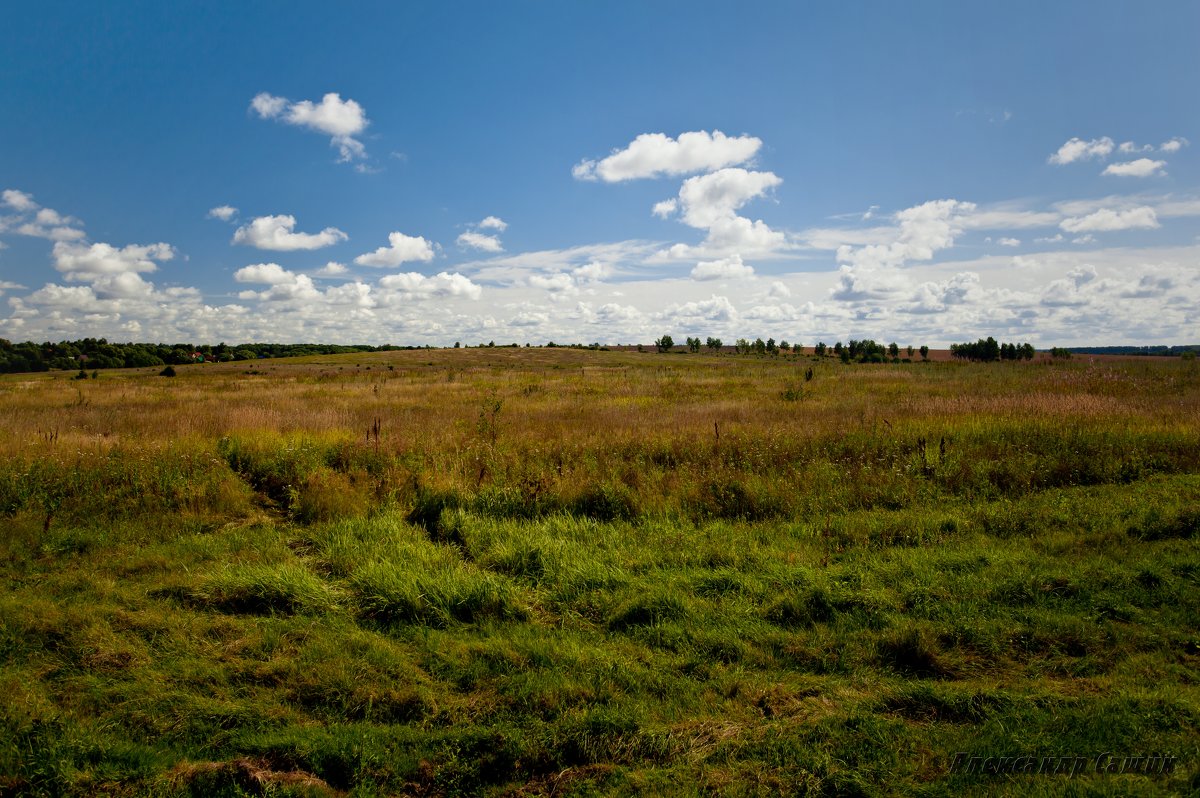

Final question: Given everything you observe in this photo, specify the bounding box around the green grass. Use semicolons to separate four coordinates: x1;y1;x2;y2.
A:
1;351;1198;795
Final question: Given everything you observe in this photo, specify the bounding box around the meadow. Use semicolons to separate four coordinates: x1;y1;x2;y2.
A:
1;347;1197;796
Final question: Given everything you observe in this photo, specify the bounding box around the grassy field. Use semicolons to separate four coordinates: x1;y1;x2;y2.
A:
1;347;1198;796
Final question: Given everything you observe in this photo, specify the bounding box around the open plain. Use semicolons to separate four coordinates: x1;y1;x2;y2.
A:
1;347;1198;796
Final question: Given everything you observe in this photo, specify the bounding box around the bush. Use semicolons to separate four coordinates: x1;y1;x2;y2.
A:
159;365;177;377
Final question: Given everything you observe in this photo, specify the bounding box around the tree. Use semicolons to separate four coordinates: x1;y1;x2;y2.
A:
906;345;914;358
754;338;766;356
686;336;701;353
706;337;723;352
779;339;789;353
920;345;930;360
735;338;752;355
814;342;827;357
888;342;900;358
766;337;778;355
655;334;675;353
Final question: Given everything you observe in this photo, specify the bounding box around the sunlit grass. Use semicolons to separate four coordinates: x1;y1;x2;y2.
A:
1;348;1197;795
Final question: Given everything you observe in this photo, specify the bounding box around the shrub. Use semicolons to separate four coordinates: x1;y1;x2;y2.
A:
159;365;176;377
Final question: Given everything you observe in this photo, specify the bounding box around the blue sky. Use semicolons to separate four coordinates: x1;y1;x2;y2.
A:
2;1;1198;346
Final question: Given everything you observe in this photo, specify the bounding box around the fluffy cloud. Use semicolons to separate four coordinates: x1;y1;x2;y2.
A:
250;91;370;162
457;217;508;252
233;263;294;284
650;168;788;261
377;271;481;300
652;199;678;219
528;273;575;292
830;264;912;302
457;231;503;252
674;168;782;229
573;131;761;182
1059;207;1159;233
355;232;436;267
1;190;85;241
837;199;976;272
829;199;979;305
2;189;38;212
1048;136;1114;165
594;302;641;323
1102;158;1167;178
52;241;174;280
691;254;755;281
905;272;982;314
1160;137;1189;153
657;294;738;323
233;215;348;251
207;205;238;221
1099;158;1166;177
997;237;1021;247
573;261;611;283
238;273;322;304
316;261;348;276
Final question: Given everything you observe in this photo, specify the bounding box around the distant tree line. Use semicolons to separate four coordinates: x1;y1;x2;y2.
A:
950;337;1035;362
0;338;409;374
649;334;932;363
1062;346;1200;357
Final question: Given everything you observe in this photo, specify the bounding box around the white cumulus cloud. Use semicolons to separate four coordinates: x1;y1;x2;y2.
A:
691;254;755;281
1048;136;1114;165
573;131;762;182
355;232;436;267
478;216;507;231
52;241;174;281
2;189;38;212
316;261;348;276
652;199;678;219
1160;137;1189;153
656;294;738;323
207;205;238;221
457;231;503;252
233;263;294;284
378;271;481;300
250;91;370;163
233;214;348;251
1102;158;1167;177
676;168;782;229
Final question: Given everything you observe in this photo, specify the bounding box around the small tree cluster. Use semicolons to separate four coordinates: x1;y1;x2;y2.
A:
950;337;1034;362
